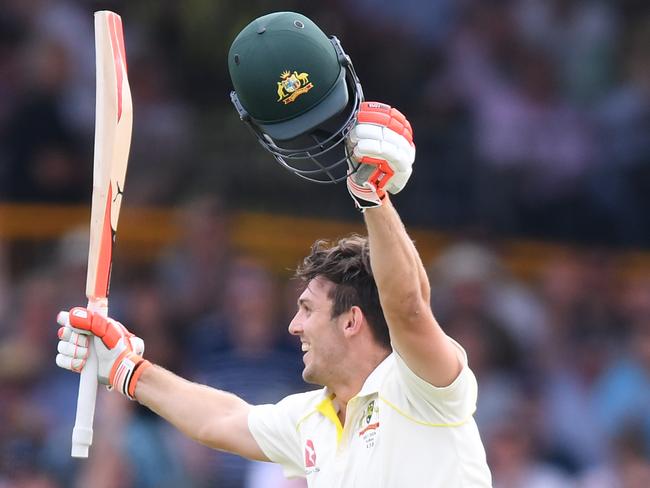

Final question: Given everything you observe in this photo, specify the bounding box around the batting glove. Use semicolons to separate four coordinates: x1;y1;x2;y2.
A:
346;102;415;210
56;307;150;400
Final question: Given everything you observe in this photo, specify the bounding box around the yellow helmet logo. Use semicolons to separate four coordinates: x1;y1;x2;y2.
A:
277;70;313;104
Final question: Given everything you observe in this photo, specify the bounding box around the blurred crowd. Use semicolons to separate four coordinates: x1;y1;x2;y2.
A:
1;0;650;487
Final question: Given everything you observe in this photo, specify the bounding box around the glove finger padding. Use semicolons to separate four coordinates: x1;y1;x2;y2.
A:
56;351;87;373
56;322;90;372
346;102;415;210
349;124;413;172
57;339;89;360
57;325;90;348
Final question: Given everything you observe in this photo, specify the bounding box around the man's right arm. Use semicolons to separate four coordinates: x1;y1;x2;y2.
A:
56;308;268;462
134;364;268;461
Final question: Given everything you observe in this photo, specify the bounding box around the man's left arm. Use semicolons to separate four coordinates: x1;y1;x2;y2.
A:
364;199;462;387
347;102;462;387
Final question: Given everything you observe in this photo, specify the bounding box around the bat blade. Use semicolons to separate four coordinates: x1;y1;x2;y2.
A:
71;10;133;458
86;10;132;303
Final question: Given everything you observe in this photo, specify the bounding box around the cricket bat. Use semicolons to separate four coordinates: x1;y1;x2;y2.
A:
71;10;133;458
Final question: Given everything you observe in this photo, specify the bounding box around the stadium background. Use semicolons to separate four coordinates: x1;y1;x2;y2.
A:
1;0;650;486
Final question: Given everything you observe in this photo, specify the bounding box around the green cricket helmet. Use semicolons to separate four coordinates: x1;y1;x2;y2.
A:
228;12;364;183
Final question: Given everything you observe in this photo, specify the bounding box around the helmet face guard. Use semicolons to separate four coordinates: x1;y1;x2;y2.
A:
230;37;364;184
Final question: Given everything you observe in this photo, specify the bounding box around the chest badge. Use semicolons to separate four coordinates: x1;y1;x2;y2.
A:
358;400;380;449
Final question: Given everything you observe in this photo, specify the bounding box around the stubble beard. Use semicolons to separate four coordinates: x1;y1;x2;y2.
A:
302;349;341;388
302;360;321;386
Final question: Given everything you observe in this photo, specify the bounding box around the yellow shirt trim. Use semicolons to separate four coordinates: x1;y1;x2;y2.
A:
379;395;474;427
316;397;344;444
295;395;344;445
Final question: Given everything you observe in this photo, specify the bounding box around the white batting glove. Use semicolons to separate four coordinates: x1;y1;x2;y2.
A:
346;102;415;210
56;307;150;400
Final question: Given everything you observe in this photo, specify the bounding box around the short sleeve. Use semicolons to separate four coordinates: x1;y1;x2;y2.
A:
393;338;478;423
248;393;309;479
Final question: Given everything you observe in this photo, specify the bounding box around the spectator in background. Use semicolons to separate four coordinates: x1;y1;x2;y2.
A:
430;241;546;354
534;252;615;471
157;195;232;325
53;226;91;311
0;1;94;203
475;43;593;238
342;0;460;47
0;271;71;487
487;413;576;488
441;0;594;237
513;0;619;105
579;423;650;488
187;256;303;488
588;15;650;245
28;0;98;134
591;278;650;458
126;55;195;204
1;271;61;390
3;33;89;202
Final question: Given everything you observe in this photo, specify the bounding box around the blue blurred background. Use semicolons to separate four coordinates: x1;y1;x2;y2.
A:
1;1;649;487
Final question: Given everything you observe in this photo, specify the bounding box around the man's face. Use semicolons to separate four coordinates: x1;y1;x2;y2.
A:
288;277;347;386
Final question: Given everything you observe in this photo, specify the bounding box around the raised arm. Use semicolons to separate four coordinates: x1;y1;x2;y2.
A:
364;198;461;386
346;102;461;387
56;308;268;461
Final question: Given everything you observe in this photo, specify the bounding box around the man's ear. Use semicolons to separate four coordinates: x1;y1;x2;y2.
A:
342;306;364;337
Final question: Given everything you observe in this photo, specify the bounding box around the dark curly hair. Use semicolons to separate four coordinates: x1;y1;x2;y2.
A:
295;234;391;350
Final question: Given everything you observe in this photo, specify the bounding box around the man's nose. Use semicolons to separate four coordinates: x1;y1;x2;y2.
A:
288;314;302;335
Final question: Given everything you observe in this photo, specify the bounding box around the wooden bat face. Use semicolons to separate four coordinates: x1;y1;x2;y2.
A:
86;11;133;303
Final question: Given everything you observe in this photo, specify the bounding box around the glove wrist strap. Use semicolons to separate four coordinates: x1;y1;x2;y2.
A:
109;351;149;400
128;359;152;399
346;178;384;212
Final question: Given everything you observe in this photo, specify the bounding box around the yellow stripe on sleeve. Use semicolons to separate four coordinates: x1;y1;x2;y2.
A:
379;396;474;427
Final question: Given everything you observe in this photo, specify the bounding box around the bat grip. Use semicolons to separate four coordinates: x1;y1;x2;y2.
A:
71;298;107;458
72;346;98;457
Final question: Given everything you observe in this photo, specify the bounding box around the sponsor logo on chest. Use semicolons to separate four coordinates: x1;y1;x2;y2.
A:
304;439;320;475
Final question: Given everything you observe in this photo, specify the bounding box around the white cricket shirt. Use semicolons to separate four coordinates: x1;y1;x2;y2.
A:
248;339;492;487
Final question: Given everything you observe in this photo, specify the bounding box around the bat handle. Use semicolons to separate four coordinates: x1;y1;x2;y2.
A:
71;298;107;458
72;346;98;457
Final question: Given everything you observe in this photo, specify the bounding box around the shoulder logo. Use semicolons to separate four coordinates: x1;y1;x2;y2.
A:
277;70;313;105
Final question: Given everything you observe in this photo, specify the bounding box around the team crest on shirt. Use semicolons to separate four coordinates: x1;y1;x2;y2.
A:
277;70;313;104
358;400;380;449
304;439;320;474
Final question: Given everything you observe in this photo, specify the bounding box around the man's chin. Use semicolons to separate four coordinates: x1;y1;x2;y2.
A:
302;368;321;386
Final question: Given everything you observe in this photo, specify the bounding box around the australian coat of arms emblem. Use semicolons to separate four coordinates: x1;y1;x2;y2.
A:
277;70;313;104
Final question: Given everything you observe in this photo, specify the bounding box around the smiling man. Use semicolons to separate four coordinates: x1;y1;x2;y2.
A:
55;11;491;487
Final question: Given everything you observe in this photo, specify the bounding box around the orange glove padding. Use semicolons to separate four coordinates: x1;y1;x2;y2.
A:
56;307;150;400
346;102;415;210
